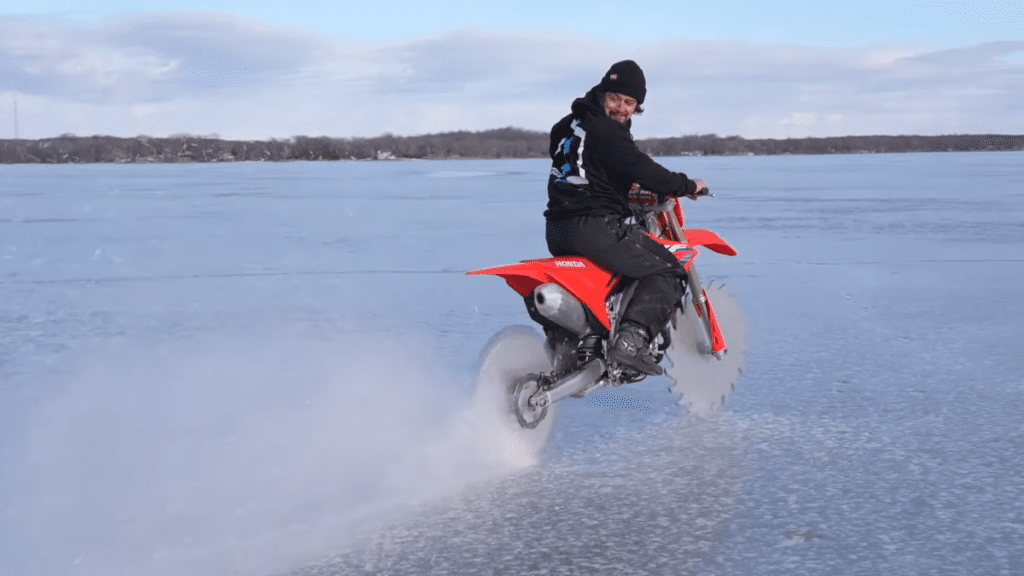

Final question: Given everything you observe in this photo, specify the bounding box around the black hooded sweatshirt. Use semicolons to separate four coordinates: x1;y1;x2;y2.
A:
545;87;698;221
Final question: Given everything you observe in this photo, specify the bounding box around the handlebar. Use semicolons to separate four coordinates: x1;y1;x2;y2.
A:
627;187;712;211
626;181;712;241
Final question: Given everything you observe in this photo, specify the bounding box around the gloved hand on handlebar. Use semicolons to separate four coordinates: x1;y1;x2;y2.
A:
685;179;710;200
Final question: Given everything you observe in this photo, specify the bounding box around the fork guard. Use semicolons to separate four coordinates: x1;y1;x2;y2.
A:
702;288;727;356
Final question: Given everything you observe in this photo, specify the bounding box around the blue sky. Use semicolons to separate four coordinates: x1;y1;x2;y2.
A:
6;0;1023;48
1;1;1022;139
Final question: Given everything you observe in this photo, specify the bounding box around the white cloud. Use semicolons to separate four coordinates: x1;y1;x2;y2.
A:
996;50;1024;64
778;112;818;126
862;49;921;66
1;12;1022;140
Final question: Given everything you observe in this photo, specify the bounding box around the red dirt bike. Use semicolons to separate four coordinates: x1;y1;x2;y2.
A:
469;186;739;428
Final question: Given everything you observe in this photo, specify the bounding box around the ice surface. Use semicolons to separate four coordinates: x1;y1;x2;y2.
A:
1;152;1022;575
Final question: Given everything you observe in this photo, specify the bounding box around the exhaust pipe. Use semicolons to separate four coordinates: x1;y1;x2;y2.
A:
533;283;592;337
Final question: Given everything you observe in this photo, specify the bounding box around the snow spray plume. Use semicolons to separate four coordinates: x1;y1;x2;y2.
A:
0;330;548;576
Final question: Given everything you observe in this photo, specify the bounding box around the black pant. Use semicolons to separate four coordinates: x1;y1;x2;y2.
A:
546;214;687;335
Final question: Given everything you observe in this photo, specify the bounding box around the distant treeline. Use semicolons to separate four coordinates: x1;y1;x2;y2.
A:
1;129;1022;164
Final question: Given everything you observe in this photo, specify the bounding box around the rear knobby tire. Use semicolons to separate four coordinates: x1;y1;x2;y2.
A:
470;325;557;453
511;374;548;429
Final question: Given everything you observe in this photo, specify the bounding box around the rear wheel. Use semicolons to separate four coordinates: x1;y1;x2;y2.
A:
468;326;557;458
511;374;548;429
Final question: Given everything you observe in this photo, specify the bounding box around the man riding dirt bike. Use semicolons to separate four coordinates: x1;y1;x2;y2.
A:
469;60;741;430
545;59;710;376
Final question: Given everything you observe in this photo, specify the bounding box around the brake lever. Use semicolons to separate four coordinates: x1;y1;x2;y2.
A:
688;187;713;200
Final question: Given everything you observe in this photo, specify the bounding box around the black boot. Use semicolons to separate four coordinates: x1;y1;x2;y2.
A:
609;322;663;376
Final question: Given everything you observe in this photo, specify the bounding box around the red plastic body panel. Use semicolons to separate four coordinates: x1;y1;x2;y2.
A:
648;236;699;272
468;256;620;328
682;228;738;256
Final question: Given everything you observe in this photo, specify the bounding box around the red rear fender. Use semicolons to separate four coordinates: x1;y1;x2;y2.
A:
468;257;619;328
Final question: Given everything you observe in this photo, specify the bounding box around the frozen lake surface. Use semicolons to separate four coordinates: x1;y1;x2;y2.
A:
1;152;1022;575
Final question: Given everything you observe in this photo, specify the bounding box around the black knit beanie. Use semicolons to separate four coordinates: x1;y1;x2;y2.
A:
600;60;646;104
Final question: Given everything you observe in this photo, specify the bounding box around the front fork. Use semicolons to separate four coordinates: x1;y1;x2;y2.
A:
685;264;727;358
645;198;727;358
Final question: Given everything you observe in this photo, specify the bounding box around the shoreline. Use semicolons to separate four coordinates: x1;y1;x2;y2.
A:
2;131;1022;164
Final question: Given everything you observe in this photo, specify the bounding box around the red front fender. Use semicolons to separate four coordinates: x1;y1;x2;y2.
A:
682;228;738;256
